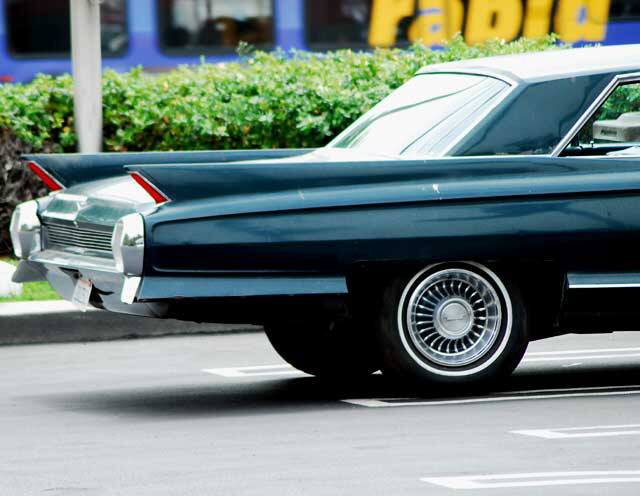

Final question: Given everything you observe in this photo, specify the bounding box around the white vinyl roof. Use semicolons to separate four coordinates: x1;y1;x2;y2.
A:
418;44;640;82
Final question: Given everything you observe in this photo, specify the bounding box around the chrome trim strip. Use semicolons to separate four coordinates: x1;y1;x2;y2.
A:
29;249;119;274
551;71;640;157
41;211;81;222
138;275;348;299
568;271;640;289
53;193;88;203
417;68;521;87
571;283;640;289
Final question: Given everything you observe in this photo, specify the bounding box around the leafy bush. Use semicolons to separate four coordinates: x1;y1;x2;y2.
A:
0;131;51;254
0;35;563;253
1;35;563;153
573;82;640;145
598;83;640;120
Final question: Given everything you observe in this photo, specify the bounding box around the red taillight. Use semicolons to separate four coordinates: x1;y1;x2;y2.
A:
0;75;13;83
27;161;63;191
129;172;169;204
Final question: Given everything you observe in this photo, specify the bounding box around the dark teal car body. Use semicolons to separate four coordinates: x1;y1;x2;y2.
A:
11;45;640;386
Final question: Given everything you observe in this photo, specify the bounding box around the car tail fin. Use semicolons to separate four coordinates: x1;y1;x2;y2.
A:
21;149;313;189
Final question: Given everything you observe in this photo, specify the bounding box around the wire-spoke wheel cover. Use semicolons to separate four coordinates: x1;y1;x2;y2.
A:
405;268;502;367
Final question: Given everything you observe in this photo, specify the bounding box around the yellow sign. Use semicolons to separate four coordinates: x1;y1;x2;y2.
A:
368;0;612;46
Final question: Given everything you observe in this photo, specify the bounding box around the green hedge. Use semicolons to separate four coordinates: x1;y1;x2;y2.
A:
0;35;564;153
599;84;640;120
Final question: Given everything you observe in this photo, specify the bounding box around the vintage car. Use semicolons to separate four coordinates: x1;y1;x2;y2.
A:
10;44;640;388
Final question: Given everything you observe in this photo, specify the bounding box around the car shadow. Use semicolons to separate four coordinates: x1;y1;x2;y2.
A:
34;361;640;419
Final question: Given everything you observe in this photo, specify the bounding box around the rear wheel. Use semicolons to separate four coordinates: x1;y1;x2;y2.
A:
376;262;528;387
264;318;379;379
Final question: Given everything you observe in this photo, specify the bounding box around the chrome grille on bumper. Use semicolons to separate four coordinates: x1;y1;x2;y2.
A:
43;221;113;253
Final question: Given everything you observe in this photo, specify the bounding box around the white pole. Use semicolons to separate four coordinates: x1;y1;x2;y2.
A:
70;0;103;153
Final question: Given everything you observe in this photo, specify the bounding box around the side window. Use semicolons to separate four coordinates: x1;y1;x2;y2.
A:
5;0;128;58
566;82;640;157
157;0;274;54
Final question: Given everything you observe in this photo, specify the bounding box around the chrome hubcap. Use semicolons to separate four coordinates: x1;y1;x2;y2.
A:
406;268;502;367
434;298;474;338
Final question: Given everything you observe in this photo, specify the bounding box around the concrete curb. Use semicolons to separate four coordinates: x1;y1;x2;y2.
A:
0;300;262;346
0;261;22;298
0;300;94;316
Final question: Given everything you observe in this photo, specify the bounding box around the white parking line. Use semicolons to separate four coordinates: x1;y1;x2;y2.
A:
522;347;640;363
421;471;640;489
201;347;640;380
342;385;640;408
0;300;98;316
526;347;640;356
202;364;301;378
512;424;640;439
503;384;640;395
523;353;640;362
494;347;640;366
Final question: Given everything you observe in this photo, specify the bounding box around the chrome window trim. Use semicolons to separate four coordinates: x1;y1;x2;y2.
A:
551;71;640;157
417;68;521;88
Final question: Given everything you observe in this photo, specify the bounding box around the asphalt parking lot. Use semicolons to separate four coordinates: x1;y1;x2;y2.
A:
2;330;640;495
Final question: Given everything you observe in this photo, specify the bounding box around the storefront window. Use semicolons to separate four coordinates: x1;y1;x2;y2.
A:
5;0;128;58
305;0;384;49
610;0;640;21
157;0;274;53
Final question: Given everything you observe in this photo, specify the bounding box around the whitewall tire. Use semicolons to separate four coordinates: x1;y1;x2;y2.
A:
376;262;529;386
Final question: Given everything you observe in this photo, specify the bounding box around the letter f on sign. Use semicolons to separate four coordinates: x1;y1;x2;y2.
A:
465;0;524;44
369;0;415;47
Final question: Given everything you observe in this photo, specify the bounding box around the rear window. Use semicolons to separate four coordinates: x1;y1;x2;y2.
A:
330;73;510;157
5;0;128;58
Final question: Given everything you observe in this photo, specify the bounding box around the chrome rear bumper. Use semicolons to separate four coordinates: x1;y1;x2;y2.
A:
13;251;167;318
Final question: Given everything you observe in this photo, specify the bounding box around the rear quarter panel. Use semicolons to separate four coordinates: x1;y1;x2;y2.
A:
140;156;640;275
